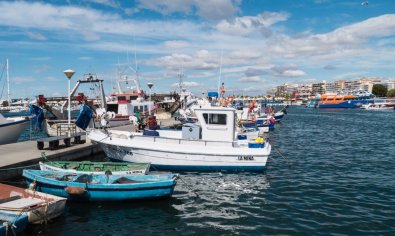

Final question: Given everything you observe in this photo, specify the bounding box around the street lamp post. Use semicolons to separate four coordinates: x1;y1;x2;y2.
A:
63;69;75;136
147;82;153;115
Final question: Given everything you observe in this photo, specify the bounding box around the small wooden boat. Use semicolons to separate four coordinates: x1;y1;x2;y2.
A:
39;161;150;175
0;183;66;224
0;211;28;236
23;170;178;201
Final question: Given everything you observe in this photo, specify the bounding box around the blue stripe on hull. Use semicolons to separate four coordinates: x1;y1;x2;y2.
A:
150;164;266;172
108;158;266;172
25;179;175;201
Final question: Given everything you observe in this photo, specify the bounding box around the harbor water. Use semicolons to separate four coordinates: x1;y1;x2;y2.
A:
14;107;395;235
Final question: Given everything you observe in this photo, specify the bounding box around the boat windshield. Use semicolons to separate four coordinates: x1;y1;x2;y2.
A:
203;113;227;125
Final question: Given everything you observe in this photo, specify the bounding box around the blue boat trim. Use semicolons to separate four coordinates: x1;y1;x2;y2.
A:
150;163;266;172
0;211;29;235
107;158;267;172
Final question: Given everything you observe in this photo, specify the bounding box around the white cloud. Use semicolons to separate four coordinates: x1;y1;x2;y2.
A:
44;76;58;81
171;81;201;87
26;32;46;40
86;0;119;8
334;72;368;80
147;52;219;70
238;76;263;83
136;0;240;21
216;12;289;35
79;56;92;60
1;2;395;96
164;40;190;49
282;70;306;77
12;76;36;84
33;65;51;73
269;14;395;60
30;57;51;61
270;65;306;78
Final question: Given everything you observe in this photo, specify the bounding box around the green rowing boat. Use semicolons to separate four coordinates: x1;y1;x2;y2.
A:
39;161;150;175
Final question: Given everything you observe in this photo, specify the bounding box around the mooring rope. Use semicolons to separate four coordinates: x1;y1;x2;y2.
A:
271;145;292;167
150;165;199;198
177;176;200;198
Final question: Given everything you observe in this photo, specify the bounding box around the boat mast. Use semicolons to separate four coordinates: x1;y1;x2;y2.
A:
6;59;10;108
178;68;184;94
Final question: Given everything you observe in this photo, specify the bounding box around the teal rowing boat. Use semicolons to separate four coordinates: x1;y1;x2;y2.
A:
39;161;150;175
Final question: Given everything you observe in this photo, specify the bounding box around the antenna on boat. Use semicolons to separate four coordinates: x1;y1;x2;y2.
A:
6;59;10;109
217;49;223;97
178;67;184;94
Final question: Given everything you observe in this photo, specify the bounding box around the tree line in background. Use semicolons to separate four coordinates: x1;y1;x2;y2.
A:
372;84;395;97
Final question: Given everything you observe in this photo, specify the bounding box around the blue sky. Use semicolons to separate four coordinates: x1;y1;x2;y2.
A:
1;0;395;98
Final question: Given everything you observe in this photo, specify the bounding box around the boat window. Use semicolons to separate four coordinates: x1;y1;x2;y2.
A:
203;113;208;124
144;105;148;112
210;114;227;125
134;107;139;113
202;113;227;125
139;106;144;112
327;98;334;101
336;98;342;100
118;96;126;101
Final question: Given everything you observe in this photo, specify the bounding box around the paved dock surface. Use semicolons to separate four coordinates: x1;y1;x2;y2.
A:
0;138;102;180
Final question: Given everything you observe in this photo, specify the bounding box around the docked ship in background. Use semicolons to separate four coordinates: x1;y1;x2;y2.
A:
317;91;374;109
360;99;395;111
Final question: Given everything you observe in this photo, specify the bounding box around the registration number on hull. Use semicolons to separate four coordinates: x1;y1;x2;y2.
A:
237;155;254;161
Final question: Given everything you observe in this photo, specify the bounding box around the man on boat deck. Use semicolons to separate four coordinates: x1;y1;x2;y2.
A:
147;116;159;130
220;82;226;98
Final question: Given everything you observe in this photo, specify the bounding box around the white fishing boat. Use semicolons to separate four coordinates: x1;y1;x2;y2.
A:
0;183;66;224
361;99;395;111
88;106;271;171
0;113;29;145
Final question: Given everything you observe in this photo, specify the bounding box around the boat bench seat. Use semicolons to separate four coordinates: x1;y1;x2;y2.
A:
73;174;93;183
0;195;22;204
113;177;146;184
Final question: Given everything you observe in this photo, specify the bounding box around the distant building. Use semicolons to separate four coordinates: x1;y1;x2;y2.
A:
270;77;393;97
312;82;325;95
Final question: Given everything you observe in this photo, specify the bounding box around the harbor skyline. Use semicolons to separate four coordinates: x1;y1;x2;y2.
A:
1;0;395;98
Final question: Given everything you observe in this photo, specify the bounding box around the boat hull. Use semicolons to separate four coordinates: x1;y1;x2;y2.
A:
94;134;270;172
0;212;28;235
0;183;66;224
23;170;177;201
0;118;29;145
318;100;371;109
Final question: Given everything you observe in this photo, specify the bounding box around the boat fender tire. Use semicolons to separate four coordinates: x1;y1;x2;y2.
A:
105;170;112;175
65;186;86;195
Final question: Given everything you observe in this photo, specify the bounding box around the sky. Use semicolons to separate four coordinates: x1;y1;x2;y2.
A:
1;0;395;99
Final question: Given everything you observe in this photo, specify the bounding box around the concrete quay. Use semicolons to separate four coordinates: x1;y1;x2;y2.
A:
0;139;102;180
